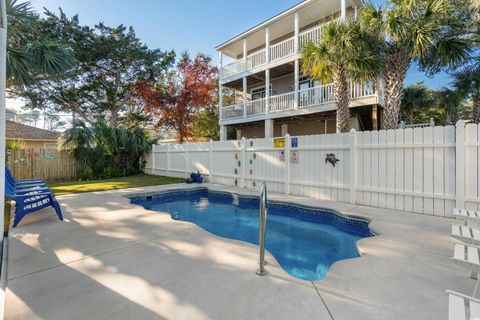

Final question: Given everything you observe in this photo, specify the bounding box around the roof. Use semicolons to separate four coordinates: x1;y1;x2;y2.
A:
215;0;311;51
215;0;364;52
6;120;60;141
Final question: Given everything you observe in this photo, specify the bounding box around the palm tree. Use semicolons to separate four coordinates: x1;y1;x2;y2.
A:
361;0;472;129
400;83;433;124
6;0;72;87
60;120;154;179
435;88;467;125
301;19;382;132
453;67;480;122
452;4;480;123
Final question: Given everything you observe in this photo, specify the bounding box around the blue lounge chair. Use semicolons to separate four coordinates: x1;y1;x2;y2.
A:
6;167;44;186
5;173;63;228
6;176;47;193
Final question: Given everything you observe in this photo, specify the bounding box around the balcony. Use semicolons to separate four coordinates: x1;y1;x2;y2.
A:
219;19;338;83
221;81;383;122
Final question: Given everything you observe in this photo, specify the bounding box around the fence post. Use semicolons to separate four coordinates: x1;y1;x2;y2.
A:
166;144;170;176
349;129;357;204
456;120;466;209
241;137;246;188
209;139;213;183
285;134;291;194
185;142;189;176
151;144;156;175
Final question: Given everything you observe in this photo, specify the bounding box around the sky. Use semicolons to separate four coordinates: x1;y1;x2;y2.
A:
28;0;452;89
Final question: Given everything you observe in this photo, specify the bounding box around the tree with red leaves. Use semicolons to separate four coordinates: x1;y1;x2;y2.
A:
137;53;217;143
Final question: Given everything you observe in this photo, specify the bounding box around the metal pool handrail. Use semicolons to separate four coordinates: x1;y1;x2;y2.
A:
256;182;268;276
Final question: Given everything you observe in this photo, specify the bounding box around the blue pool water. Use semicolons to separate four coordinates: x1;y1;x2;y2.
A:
130;188;372;281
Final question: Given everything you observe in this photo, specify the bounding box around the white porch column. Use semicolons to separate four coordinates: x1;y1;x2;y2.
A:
243;38;248;119
265;69;270;114
236;129;242;140
265;27;270;115
354;6;358;20
341;0;346;21
265;27;270;63
294;12;300;110
243;76;247;118
218;51;223;123
372;105;378;130
265;119;274;138
294;12;299;53
0;0;6;235
243;38;248;71
294;59;299;110
220;125;227;141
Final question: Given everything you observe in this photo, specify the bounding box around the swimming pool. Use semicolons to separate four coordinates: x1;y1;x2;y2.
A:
130;188;372;281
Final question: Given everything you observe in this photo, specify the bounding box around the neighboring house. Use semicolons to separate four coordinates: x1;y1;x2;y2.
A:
6;120;60;149
216;0;384;140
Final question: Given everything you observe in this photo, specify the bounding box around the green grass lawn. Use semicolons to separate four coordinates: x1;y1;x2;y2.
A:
47;174;184;195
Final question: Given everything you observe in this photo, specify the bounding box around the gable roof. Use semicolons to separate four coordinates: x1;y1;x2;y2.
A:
6;120;60;141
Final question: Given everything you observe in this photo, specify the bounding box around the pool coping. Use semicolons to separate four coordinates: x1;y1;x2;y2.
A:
125;185;374;229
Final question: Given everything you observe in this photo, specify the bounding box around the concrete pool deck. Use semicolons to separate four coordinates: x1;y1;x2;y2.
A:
4;183;472;320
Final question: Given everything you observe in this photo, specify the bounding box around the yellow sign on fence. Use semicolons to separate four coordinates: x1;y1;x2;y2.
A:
273;138;285;148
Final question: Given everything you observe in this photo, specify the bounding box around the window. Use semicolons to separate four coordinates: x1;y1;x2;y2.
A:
44;143;57;149
250;85;272;100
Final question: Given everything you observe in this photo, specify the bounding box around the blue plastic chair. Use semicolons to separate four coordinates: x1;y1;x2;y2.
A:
5;173;63;228
6;167;44;186
6;175;47;193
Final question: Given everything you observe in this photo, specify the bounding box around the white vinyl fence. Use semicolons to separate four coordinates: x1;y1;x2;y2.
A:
145;121;480;217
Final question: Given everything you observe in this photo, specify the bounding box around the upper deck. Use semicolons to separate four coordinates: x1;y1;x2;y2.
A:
216;0;363;85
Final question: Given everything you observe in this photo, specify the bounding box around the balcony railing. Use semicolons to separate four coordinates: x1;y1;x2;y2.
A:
270;92;295;112
220;19;340;81
221;81;382;121
246;99;266;117
270;38;295;62
247;49;266;70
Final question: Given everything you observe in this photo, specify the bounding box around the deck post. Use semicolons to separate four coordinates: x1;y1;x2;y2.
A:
265;69;270;114
243;76;247;119
265;27;270;115
349;129;357;204
294;12;299;110
243;38;248;119
456;120;466;209
219;125;227;141
218;51;223;123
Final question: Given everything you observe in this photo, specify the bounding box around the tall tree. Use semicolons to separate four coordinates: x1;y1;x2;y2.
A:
137;53;217;143
452;2;480;123
18;10;175;127
400;83;433;124
6;0;72;88
435;88;468;125
301;19;382;132
361;0;472;129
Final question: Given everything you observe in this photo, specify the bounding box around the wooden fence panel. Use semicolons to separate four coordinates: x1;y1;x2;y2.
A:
8;148;78;181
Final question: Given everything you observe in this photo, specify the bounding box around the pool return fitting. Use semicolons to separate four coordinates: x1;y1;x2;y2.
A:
256;182;268;276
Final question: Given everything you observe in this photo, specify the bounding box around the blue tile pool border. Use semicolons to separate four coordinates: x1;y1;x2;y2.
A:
127;187;373;237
